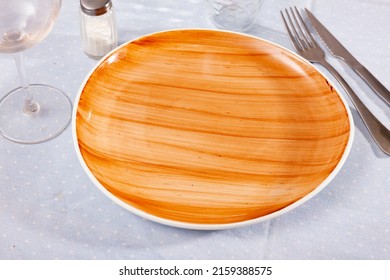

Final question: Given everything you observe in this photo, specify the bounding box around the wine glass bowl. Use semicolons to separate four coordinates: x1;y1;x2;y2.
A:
0;1;61;52
0;0;71;144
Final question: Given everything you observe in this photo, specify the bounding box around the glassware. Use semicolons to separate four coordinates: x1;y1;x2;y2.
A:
206;0;264;32
0;0;72;144
79;0;118;59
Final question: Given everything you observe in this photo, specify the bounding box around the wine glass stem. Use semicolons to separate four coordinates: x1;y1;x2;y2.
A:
14;52;40;116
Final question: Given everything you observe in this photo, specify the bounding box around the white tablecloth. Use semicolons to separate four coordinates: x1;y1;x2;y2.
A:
0;0;389;259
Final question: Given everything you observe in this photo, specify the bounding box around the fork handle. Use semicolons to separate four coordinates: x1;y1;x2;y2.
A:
319;59;390;155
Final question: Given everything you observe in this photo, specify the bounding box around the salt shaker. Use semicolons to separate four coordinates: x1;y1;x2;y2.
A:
79;0;118;59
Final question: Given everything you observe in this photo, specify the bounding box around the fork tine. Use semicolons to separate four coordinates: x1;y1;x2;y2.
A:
286;8;307;50
285;8;305;50
280;9;302;52
293;7;316;47
290;7;310;49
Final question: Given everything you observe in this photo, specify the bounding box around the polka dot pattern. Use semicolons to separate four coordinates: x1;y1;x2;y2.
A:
0;0;389;259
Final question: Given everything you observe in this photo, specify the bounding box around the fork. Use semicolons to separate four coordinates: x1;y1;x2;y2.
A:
281;7;390;155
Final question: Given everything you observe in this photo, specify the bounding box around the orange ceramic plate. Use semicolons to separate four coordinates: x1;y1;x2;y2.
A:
73;29;353;230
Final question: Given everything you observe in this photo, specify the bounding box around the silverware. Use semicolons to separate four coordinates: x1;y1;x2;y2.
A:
280;7;390;155
305;8;390;106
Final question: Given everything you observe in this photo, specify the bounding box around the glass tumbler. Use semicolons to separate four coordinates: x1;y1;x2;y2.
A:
206;0;264;32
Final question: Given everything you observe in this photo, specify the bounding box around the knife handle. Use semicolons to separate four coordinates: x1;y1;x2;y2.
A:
352;63;390;106
320;59;390;155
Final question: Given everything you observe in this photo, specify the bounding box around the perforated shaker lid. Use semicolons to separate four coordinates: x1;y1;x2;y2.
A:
80;0;112;16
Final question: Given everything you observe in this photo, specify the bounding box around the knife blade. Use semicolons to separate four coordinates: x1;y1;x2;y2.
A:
305;8;390;106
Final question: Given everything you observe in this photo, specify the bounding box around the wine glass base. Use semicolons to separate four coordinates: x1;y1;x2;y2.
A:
0;84;72;144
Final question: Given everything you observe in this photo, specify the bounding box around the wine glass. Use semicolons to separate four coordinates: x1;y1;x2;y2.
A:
0;0;71;144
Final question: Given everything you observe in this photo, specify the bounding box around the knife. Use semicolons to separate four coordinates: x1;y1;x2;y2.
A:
305;8;390;106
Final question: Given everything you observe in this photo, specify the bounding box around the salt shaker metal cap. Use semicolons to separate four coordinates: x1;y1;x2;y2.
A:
80;0;112;16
